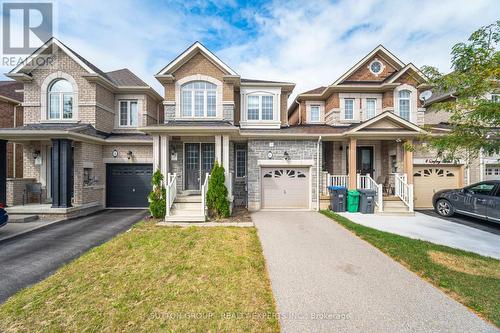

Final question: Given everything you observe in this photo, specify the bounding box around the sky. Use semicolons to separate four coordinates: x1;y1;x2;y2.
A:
1;0;499;102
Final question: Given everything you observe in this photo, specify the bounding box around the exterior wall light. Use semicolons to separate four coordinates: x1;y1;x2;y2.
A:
127;151;133;160
32;150;40;159
112;149;118;158
284;151;290;161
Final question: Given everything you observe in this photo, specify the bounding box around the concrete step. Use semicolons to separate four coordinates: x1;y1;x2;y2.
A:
164;214;206;222
383;201;407;208
170;208;203;216
175;195;202;203
7;214;39;223
172;202;202;210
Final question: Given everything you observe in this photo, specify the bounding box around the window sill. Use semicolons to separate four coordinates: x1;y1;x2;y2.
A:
40;120;79;124
240;120;280;129
339;119;360;123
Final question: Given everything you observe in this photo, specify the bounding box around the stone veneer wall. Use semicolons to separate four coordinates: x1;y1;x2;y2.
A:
164;104;175;122
223;104;234;123
247;140;322;211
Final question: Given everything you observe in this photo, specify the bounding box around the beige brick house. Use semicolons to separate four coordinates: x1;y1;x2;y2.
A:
0;39;497;220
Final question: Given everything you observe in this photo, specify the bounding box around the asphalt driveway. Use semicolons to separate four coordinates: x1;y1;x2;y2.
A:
253;211;497;333
0;209;147;303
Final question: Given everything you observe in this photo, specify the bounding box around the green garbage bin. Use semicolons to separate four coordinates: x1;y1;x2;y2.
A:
347;190;360;212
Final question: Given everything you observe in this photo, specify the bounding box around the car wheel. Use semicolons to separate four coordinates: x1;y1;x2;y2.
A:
435;199;454;217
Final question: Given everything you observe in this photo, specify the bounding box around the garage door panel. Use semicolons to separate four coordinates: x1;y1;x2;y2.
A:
413;166;461;209
106;164;153;208
262;168;309;209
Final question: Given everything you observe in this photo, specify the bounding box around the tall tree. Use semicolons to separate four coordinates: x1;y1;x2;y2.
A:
421;21;500;161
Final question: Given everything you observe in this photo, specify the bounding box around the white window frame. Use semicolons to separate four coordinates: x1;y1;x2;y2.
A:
245;94;274;121
365;98;377;120
305;101;325;124
398;90;411;121
47;79;74;121
119;100;139;127
180;81;217;118
240;87;281;129
235;148;246;178
310;105;320;122
344;98;355;120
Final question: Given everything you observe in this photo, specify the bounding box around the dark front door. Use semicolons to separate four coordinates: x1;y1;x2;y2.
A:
106;164;153;208
357;147;374;177
185;143;200;190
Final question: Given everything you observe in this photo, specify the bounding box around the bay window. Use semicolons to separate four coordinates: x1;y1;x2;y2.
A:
48;79;74;120
181;81;217;117
398;90;411;120
119;100;138;127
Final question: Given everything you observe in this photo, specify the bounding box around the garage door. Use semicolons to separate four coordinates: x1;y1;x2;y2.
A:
485;165;500;181
106;164;153;208
261;168;309;209
413;165;462;209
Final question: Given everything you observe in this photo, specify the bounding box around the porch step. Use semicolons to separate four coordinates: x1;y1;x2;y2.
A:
164;209;205;222
175;195;202;203
172;202;201;210
377;197;415;216
7;214;39;223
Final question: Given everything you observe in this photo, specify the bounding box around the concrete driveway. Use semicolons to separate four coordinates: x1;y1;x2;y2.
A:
253;211;497;333
337;212;500;259
0;209;147;303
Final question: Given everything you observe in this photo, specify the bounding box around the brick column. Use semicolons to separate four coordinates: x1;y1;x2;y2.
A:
348;137;357;189
0;140;6;205
403;139;414;184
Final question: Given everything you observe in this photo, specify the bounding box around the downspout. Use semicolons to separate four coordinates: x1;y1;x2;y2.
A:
295;99;301;125
317;135;322;211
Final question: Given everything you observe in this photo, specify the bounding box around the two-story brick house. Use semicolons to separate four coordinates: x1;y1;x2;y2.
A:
0;39;496;220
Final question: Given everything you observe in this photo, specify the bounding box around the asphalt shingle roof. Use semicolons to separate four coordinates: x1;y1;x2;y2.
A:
0;81;23;102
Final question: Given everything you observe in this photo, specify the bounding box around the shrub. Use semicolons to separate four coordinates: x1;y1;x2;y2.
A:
148;169;166;218
206;161;230;219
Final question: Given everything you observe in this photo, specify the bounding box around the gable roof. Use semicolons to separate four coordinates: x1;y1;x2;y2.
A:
332;45;405;86
156;41;238;76
345;111;425;135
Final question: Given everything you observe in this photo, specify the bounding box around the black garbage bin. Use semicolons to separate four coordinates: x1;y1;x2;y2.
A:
357;189;377;214
328;186;347;212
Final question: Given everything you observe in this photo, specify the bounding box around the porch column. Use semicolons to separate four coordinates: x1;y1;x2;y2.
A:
403;139;414;184
348;137;357;189
152;135;160;171
215;135;222;165
51;139;73;208
222;135;229;171
160;135;169;178
0;140;6;205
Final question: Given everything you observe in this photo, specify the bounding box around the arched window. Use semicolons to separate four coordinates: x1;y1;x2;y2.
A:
48;79;74;120
181;81;216;117
398;90;411;121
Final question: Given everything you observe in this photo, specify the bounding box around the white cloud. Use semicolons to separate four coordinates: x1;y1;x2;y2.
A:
1;0;498;104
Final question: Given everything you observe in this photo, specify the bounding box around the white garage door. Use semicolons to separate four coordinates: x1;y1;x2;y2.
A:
262;168;309;209
413;165;462;209
485;165;500;181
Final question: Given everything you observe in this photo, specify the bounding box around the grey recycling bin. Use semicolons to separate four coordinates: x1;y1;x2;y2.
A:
328;186;347;212
357;189;376;214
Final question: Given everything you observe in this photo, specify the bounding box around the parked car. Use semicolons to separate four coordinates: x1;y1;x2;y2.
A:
0;203;8;228
432;180;500;223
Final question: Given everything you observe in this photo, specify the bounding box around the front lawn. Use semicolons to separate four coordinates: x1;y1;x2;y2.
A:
0;222;279;332
321;210;500;327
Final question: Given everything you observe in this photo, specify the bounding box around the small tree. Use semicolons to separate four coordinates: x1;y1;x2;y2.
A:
206;161;230;219
148;169;166;218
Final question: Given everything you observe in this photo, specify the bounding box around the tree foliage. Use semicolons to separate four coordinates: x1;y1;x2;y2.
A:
206;161;230;219
148;169;166;218
421;21;500;161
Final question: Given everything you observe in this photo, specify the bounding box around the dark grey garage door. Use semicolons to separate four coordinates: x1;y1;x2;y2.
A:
106;164;153;208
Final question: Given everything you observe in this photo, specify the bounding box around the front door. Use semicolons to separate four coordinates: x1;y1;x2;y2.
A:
185;143;215;190
357;147;374;177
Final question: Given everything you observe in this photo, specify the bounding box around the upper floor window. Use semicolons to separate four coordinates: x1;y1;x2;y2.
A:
398;90;411;120
48;79;73;120
247;94;274;121
365;98;376;119
119;100;138;127
310;105;320;122
181;81;216;117
344;99;354;120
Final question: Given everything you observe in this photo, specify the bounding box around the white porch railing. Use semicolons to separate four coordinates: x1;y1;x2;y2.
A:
394;173;414;212
166;173;177;217
327;174;350;188
201;173;209;216
357;174;383;212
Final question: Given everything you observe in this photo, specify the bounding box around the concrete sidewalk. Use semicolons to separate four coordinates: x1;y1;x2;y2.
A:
253;211;497;333
338;212;500;259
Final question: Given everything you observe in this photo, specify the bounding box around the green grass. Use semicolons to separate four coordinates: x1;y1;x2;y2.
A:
321;210;500;327
0;222;279;333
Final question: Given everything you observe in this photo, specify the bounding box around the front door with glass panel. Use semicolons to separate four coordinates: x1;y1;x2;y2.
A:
185;143;215;190
356;147;374;177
